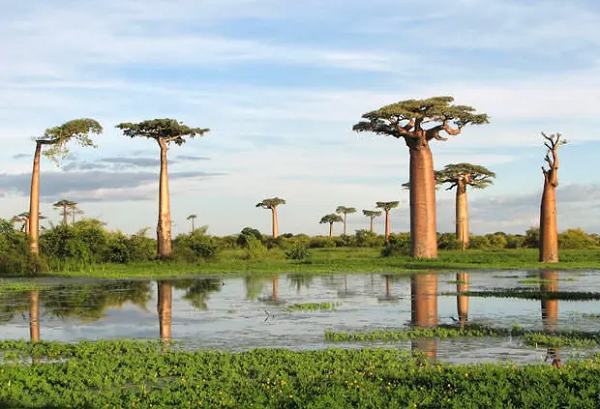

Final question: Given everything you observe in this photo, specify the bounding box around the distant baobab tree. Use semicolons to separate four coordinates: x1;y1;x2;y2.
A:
319;214;343;238
362;210;382;233
13;212;46;235
335;206;356;236
353;96;488;258
28;119;103;255
376;201;399;241
435;163;495;250
256;197;286;238
53;200;77;225
70;206;84;224
116;119;209;259
539;133;566;263
187;214;197;232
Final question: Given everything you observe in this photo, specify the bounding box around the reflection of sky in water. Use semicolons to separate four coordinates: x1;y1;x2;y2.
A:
1;270;599;364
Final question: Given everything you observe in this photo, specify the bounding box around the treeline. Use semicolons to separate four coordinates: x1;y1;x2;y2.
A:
1;217;599;274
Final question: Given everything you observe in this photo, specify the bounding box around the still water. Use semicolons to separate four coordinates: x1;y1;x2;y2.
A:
1;270;599;364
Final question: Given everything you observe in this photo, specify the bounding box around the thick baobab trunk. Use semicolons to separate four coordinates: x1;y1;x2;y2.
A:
456;272;469;328
28;143;42;255
369;216;374;233
329;222;333;238
29;290;40;342
409;145;438;258
411;273;438;361
384;210;391;241
343;214;347;236
157;282;172;342
456;181;469;250
271;207;279;238
539;181;558;262
25;218;30;235
157;141;172;258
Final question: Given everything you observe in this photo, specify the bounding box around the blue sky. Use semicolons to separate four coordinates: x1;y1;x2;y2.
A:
1;0;600;236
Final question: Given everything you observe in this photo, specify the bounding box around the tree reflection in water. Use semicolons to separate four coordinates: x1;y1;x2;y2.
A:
541;270;562;368
456;272;469;328
411;273;438;363
173;278;222;310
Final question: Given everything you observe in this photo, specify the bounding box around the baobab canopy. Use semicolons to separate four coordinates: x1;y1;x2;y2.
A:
435;163;496;190
352;96;488;144
40;118;103;161
116;118;209;145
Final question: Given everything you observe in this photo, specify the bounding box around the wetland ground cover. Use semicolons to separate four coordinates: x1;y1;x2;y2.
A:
2;269;600;407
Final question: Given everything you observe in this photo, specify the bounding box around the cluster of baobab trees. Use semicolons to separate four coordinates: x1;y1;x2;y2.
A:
21;96;564;265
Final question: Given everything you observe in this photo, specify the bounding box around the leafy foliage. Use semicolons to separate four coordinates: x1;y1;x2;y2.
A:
435;163;496;190
256;197;286;209
40;118;103;161
116;118;209;145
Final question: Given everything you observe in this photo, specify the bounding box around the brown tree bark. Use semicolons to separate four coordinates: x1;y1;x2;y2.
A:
411;273;438;361
25;218;30;235
369;216;374;233
329;222;334;238
157;282;172;342
271;206;279;238
384;210;391;241
29;290;40;342
539;134;562;263
28;143;42;255
342;214;347;236
409;143;438;258
157;140;172;258
456;180;469;250
456;272;469;328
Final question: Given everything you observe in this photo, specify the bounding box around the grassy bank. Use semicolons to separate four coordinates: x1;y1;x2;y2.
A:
1;340;599;408
38;248;600;279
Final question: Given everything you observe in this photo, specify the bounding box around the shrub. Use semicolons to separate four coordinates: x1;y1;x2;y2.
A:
437;233;460;250
381;233;411;256
309;236;337;248
0;219;41;275
468;235;491;250
559;228;597;249
285;242;310;260
354;229;384;247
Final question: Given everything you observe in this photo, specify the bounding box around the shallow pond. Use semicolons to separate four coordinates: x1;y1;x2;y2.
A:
1;270;599;365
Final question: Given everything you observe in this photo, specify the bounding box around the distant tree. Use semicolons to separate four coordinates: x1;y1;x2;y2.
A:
335;206;357;236
539;133;566;263
376;201;399;241
116;119;209;259
435;163;495;250
362;210;382;233
187;214;197;233
53;200;77;226
13;212;46;235
28;119;103;255
256;197;286;238
69;204;84;224
319;214;343;238
353;96;488;258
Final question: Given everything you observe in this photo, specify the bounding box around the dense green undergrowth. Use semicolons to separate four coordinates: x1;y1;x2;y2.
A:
1;340;600;408
324;325;600;348
39;248;600;279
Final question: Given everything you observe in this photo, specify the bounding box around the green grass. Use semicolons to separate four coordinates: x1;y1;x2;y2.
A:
442;289;600;301
26;247;600;279
287;302;341;312
2;340;600;408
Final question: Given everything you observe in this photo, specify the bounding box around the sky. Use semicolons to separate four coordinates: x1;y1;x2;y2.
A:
1;0;600;237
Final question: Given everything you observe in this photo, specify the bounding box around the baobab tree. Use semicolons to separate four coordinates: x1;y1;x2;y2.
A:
187;214;197;232
319;213;343;238
376;201;399;241
13;212;46;234
353;96;488;258
362;210;382;233
69;203;84;224
256;197;286;238
335;206;356;235
53;200;77;225
116;119;209;258
28;119;103;255
435;163;495;250
539;133;566;263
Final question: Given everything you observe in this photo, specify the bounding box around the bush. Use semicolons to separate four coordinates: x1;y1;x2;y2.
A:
486;233;508;249
285;242;310;260
437;233;460;250
173;230;219;262
308;236;337;248
559;228;597;249
0;219;42;275
381;233;411;256
468;235;491;250
523;227;540;248
354;230;384;247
